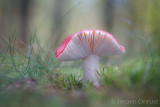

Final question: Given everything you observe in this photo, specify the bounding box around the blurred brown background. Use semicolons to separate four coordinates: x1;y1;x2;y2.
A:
0;0;160;61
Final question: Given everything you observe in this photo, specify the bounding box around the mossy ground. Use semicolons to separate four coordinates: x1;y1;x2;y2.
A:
0;35;160;107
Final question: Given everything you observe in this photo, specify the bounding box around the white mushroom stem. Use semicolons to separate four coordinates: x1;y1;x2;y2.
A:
82;55;101;87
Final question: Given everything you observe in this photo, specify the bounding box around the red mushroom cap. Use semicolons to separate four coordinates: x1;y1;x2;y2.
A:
55;30;125;61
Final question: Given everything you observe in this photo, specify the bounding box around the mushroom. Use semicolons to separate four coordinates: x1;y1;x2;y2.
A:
55;30;125;87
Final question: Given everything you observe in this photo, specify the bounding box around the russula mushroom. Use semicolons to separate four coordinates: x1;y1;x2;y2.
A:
55;30;125;87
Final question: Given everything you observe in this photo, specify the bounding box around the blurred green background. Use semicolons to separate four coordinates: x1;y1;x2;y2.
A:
0;0;160;107
0;0;159;57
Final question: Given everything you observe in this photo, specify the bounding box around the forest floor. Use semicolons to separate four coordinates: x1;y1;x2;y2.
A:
0;36;160;107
